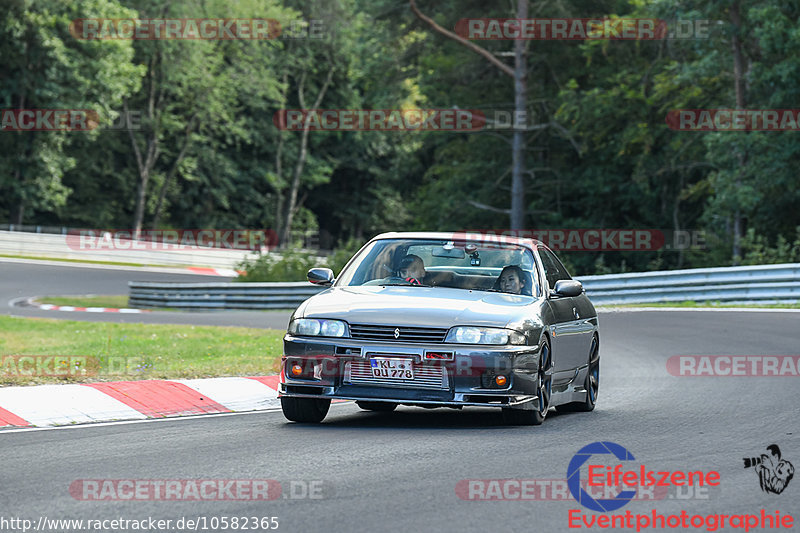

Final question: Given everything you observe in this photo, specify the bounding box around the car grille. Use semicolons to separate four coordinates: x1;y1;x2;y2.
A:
349;324;448;343
344;360;449;390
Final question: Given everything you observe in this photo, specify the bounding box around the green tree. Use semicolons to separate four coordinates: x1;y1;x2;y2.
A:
0;0;143;224
120;0;293;235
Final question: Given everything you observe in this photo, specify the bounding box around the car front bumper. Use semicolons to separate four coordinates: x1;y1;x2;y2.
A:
278;335;542;409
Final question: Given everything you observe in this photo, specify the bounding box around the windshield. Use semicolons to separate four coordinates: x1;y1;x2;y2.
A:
335;238;539;296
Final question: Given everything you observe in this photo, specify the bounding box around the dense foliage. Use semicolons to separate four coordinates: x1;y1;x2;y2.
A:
2;0;798;276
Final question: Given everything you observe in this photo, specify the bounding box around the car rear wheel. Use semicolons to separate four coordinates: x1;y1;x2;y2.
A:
356;401;398;412
281;397;330;423
502;337;552;426
557;335;599;413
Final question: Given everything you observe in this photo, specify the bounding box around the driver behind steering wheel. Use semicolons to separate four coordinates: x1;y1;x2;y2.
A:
398;254;426;285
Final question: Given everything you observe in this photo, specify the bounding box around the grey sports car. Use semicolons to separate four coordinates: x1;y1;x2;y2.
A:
279;232;599;425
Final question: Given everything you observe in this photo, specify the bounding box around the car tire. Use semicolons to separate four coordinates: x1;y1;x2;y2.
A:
502;337;552;426
557;335;599;413
356;401;398;412
281;397;331;423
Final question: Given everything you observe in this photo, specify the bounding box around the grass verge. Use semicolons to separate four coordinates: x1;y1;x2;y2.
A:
0;315;283;386
31;294;291;312
37;295;132;309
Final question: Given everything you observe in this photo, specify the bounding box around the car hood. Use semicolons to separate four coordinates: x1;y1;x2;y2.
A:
296;285;538;329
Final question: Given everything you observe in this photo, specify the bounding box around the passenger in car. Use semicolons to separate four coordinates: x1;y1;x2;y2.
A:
494;265;528;295
398;254;426;285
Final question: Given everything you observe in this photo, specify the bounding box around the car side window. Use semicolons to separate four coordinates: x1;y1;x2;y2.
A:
538;247;571;289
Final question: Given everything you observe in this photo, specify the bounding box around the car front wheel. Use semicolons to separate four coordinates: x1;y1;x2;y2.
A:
281;397;330;423
502;337;552;426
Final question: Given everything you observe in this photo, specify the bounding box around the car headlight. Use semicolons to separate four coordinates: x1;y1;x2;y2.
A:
445;327;526;345
288;318;348;337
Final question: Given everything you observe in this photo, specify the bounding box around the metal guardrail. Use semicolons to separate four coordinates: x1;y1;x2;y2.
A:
578;263;800;305
0;224;70;234
128;263;800;310
128;281;325;310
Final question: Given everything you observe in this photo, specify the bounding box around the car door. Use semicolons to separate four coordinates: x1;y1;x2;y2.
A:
537;246;594;375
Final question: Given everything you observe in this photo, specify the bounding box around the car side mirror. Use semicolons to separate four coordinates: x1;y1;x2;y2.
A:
307;267;334;286
551;279;583;298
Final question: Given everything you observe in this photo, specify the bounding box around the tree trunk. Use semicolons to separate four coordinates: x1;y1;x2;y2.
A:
13;197;24;226
13;71;28;226
273;74;288;243
280;67;335;246
152;115;196;229
409;0;525;230
128;110;159;238
510;0;527;230
730;1;746;264
129;51;162;239
673;173;684;269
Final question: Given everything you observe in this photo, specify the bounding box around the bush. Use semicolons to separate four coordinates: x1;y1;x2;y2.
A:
236;248;323;282
739;227;800;265
325;237;366;275
235;238;368;282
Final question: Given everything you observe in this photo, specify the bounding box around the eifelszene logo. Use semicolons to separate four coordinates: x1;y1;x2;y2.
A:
744;445;794;495
566;441;721;512
567;441;638;512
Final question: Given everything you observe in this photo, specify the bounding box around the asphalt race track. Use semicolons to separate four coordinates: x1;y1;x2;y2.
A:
0;259;291;329
1;261;799;532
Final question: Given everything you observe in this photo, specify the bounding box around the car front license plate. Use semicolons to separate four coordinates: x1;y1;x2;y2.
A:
370;357;414;380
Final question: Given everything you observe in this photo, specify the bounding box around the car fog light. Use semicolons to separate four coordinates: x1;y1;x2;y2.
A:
495;375;507;386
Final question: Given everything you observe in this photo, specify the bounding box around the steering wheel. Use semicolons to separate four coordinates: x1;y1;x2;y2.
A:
363;276;414;286
387;276;415;284
386;276;422;285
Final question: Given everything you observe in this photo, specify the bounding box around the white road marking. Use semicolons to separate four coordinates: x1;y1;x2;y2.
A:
0;384;147;426
0;401;355;434
171;377;279;411
0;407;282;434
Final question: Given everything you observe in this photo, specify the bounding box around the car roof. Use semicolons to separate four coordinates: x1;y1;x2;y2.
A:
370;231;545;251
